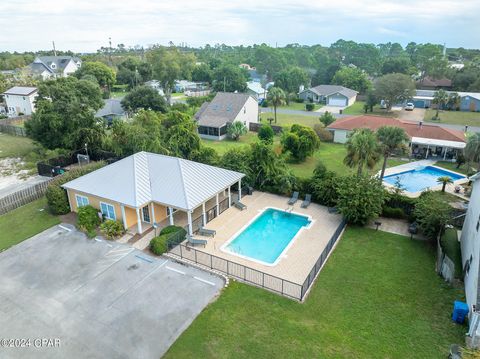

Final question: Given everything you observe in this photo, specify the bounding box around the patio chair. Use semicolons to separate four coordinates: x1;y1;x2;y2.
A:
288;191;299;205
234;201;247;210
199;227;216;237
301;194;312;208
187;235;207;247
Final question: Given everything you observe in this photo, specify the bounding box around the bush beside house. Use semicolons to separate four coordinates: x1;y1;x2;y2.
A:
77;205;101;237
150;225;187;255
100;220;125;239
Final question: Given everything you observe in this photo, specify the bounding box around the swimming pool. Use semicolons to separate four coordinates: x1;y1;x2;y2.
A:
383;165;465;193
222;208;312;266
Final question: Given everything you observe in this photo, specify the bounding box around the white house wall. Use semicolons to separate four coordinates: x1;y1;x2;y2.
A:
461;179;480;310
232;96;259;128
5;93;37;116
63;60;79;76
332;129;350;143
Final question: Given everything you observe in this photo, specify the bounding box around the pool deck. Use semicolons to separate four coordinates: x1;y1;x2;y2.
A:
381;160;469;198
188;191;344;285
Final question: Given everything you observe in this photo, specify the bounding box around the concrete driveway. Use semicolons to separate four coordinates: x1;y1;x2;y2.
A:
393;107;425;122
315;105;346;114
0;225;224;359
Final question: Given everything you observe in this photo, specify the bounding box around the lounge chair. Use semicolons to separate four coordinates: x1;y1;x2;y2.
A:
301;194;312;208
199;227;216;237
187;235;207;247
234;201;247;210
288;191;299;205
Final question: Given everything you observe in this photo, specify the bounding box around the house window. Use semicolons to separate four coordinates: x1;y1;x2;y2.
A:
100;202;116;220
75;195;89;208
244;106;246;114
167;207;178;216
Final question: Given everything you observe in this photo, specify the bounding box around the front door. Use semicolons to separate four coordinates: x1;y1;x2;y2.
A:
142;205;150;223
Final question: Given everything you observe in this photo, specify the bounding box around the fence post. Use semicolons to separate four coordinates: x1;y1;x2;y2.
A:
180;244;183;258
194;248;197;263
210;254;213;269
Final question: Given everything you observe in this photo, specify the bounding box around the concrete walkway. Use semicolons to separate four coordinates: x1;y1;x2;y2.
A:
367;217;427;240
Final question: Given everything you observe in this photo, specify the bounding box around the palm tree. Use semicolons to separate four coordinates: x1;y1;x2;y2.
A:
267;87;286;124
432;89;449;119
377;126;409;180
447;92;461;111
465;133;480;171
437;176;453;192
344;128;381;176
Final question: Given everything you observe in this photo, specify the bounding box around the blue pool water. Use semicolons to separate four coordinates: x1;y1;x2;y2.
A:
383;166;465;193
224;208;311;265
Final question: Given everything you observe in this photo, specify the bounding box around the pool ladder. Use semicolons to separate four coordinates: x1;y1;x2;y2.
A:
285;206;293;214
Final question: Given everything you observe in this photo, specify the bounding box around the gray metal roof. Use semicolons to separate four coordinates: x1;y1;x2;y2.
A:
30;56;81;75
301;85;358;98
95;99;126;118
62;152;245;211
194;92;253;128
3;86;38;96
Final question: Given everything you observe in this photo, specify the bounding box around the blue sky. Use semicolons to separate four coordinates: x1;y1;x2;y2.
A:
0;0;479;52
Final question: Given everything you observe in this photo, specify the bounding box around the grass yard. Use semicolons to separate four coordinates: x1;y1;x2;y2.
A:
0;198;60;252
201;132;261;155
424;109;480;127
343;101;397;117
278;102;323;111
0;133;36;159
434;161;472;176
259;112;319;128
440;228;462;278
165;227;464;358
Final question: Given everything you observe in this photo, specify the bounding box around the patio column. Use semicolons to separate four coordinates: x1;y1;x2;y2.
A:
168;207;174;225
202;202;207;226
120;205;127;230
238;178;242;201
216;193;220;215
187;211;193;236
150;203;155;224
136;208;142;234
443;147;449;160
228;186;231;208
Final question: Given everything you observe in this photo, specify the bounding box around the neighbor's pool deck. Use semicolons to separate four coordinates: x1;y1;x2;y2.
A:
381;160;469;198
192;191;344;285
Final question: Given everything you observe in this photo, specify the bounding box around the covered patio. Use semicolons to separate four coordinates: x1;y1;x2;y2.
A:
410;136;466;161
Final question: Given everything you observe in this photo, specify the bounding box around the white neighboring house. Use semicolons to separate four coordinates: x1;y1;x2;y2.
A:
3;86;38;117
298;85;357;107
28;56;82;80
194;92;259;140
246;81;268;101
460;173;480;346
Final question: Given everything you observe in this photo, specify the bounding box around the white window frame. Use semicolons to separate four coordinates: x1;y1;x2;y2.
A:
75;194;89;208
100;201;116;220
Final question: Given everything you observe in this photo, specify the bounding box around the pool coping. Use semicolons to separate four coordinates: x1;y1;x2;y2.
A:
219;206;314;267
382;164;469;198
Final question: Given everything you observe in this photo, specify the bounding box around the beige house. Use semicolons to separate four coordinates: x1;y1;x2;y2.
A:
62;152;245;236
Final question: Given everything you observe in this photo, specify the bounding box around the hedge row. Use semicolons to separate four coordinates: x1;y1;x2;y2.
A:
150;225;187;255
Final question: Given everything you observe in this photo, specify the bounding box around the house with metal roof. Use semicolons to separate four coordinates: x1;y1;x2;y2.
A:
412;89;480;112
246;81;268;101
2;86;38;117
328;115;467;160
194;92;259;140
62;152;245;236
28;56;82;80
95;98;127;124
298;85;358;107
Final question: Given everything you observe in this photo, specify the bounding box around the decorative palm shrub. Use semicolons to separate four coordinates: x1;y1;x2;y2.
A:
77;205;101;236
100;220;125;239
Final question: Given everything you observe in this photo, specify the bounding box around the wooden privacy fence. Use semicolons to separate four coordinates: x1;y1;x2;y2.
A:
0;123;26;137
249;122;283;134
0;179;53;215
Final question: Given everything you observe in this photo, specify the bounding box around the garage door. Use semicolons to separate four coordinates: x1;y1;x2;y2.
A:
328;97;347;106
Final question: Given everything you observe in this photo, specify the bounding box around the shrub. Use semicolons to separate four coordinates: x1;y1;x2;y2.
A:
311;171;340;207
258;124;275;144
77;205;101;232
45;161;106;214
227;121;247;141
294;98;304;103
150;234;169;255
305;103;315;111
414;191;452;240
319;111;336;127
281;124;320;162
313;124;333;142
100;220;125;239
160;225;185;236
381;206;406;219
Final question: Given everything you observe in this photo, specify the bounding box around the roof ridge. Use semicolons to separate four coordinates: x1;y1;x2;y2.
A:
176;158;190;210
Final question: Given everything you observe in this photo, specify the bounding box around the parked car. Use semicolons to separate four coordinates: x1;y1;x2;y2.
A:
405;102;415;111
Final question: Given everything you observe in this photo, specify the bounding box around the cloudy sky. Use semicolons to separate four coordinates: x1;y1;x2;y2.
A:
1;0;479;52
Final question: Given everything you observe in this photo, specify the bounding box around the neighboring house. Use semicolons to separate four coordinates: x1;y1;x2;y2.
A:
412;90;480;111
28;56;82;79
62;152;245;236
416;76;453;90
246;81;268;101
2;86;38;117
95;98;127;124
174;80;207;93
144;80;165;97
460;173;480;346
328;115;466;160
194;92;259;140
298;85;358;107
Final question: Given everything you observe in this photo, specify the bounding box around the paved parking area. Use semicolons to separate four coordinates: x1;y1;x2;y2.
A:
0;225;224;359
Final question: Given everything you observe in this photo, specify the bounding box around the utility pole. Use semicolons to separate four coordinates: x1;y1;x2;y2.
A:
223;76;226;92
52;41;57;57
108;37;113;65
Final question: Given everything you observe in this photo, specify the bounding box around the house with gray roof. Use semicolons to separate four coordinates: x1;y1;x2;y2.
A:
194;92;259;140
2;86;38;117
95;98;127;124
28;56;82;79
298;85;358;107
62;152;245;236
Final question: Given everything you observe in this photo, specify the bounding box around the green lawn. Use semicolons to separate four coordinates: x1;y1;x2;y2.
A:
278;102;323;111
424;109;480;127
259;112;319;128
201;132;261;155
0;133;36;159
0;198;60;252
343;101;397;117
440;228;462;278
434;161;472;176
165;227;464;358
